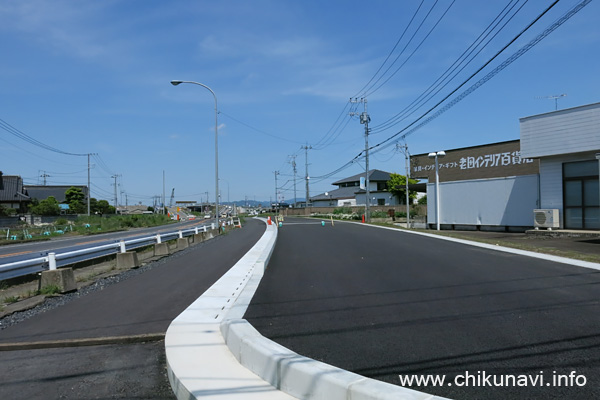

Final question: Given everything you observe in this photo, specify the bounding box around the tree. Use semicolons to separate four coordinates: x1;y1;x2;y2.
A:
386;173;419;204
95;200;114;215
30;196;61;216
65;187;86;214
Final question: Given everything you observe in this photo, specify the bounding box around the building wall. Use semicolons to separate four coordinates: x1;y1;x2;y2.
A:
520;102;600;158
536;151;599;228
427;175;539;228
355;192;399;207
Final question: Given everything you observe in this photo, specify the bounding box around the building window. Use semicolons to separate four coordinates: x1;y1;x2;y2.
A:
377;198;385;206
377;182;387;191
563;160;599;229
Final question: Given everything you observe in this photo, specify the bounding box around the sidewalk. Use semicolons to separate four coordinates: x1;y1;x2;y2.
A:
399;227;600;264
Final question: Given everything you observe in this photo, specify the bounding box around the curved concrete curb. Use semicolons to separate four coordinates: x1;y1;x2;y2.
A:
166;218;448;400
220;319;447;400
165;219;294;400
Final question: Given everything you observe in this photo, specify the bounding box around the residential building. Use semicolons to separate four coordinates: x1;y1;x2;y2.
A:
0;173;30;213
24;185;89;204
311;169;400;207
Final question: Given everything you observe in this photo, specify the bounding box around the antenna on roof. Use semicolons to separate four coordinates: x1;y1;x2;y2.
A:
535;94;567;111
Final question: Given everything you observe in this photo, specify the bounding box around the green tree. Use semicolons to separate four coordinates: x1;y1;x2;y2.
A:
65;187;86;214
387;173;419;204
31;196;61;216
418;195;427;205
89;197;98;213
96;199;114;215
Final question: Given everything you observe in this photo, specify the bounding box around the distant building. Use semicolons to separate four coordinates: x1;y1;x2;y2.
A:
25;185;89;203
311;169;399;207
0;173;30;213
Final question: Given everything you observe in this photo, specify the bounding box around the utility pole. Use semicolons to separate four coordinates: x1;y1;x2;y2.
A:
40;171;50;185
350;98;371;222
301;144;312;206
87;154;91;216
396;143;411;228
274;171;280;211
289;155;297;208
111;174;119;214
162;171;166;214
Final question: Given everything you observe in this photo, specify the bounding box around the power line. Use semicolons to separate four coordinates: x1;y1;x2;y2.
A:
367;0;566;153
363;0;457;97
312;0;589;182
0;117;86;156
371;0;528;133
353;0;426;98
219;111;305;144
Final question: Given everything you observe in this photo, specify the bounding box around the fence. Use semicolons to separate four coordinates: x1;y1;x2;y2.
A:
0;223;224;282
279;204;427;217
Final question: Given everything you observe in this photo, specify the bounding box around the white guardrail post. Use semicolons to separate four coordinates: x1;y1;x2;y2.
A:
1;223;213;281
48;252;57;270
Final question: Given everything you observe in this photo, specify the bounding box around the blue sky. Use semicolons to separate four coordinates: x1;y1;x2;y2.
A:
0;0;598;206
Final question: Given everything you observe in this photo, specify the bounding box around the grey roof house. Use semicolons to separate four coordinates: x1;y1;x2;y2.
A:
25;185;89;203
0;173;31;212
311;169;400;207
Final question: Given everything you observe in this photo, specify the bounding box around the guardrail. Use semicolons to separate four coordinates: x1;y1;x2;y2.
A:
0;223;220;282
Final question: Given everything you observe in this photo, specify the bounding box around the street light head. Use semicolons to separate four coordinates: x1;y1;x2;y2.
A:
428;152;437;159
437;151;446;158
170;80;183;86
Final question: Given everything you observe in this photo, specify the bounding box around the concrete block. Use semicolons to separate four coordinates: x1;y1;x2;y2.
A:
116;251;140;269
40;268;76;293
154;242;170;256
348;378;446;400
177;237;189;249
193;233;204;243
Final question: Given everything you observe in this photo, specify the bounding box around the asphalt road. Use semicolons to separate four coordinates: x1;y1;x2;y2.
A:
0;219;209;262
0;218;264;399
244;218;600;400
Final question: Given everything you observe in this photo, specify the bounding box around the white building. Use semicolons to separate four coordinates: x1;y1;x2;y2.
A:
311;170;400;207
412;140;539;231
520;102;600;230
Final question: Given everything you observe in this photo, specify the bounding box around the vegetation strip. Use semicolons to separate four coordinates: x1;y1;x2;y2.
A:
0;332;165;351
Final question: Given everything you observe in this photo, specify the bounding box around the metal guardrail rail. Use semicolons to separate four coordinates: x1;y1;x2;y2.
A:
0;224;216;282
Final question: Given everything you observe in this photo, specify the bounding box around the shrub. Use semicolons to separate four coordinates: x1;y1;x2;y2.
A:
39;285;61;295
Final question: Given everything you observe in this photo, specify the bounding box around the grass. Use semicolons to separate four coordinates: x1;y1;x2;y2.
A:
3;295;20;304
39;285;61;295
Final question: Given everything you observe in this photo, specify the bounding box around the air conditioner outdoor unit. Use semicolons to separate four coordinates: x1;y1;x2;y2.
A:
533;209;560;230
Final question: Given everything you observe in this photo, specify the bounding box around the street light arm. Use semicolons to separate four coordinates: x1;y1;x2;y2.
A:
171;79;220;231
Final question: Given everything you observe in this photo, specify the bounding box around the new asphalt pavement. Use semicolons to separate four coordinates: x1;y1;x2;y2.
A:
0;218;265;399
244;218;600;400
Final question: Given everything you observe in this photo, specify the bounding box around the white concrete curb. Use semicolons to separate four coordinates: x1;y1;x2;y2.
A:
166;218;449;400
165;219;294;400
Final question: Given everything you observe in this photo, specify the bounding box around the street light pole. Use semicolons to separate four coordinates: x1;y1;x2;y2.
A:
171;80;220;232
428;151;446;230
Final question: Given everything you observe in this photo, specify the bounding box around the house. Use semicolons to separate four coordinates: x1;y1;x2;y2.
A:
311;169;400;207
0;173;31;213
25;185;89;204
